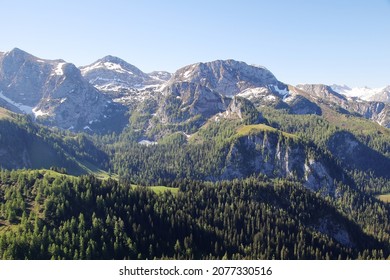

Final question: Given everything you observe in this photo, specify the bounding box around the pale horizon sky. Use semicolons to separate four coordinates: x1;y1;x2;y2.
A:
1;0;389;87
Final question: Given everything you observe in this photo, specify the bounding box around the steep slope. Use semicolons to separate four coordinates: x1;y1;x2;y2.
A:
157;82;230;124
0;108;108;174
368;86;390;103
326;130;390;178
218;96;265;124
0;48;126;132
261;106;390;193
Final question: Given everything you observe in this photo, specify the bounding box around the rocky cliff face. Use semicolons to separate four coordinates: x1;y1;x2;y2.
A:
148;71;172;82
0;48;125;132
166;59;286;97
157;82;230;124
297;84;348;104
219;131;335;194
0;48;56;106
220;96;265;123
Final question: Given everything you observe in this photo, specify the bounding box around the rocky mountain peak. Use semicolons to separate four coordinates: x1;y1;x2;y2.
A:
7;47;35;60
167;59;281;97
0;48;126;132
100;55;125;64
81;55;147;77
80;56;158;91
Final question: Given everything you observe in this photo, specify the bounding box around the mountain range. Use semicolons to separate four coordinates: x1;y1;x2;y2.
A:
1;48;389;137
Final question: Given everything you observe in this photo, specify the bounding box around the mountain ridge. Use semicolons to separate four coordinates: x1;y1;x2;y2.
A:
1;47;390;135
0;48;127;132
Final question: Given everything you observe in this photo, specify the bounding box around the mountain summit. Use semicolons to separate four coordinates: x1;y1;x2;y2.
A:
80;56;168;91
166;59;285;97
0;48;126;132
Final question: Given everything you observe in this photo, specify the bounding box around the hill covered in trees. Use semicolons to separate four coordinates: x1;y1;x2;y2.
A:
1;170;389;260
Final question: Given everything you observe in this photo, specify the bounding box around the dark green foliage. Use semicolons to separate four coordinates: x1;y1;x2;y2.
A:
0;170;389;260
0;115;109;174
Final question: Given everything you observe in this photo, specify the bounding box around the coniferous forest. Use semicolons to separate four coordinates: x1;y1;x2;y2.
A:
1;167;390;260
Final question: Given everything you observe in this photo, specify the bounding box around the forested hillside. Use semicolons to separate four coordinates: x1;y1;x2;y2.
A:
1;170;389;260
0;108;109;175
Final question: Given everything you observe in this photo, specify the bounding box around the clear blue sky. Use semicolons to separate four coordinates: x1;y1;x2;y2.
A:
1;0;389;87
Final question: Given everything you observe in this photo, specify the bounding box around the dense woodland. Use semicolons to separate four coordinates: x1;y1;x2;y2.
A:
1;106;390;259
0;170;389;260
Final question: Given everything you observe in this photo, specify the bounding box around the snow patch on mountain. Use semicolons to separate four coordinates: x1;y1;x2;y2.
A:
0;91;33;114
271;85;290;99
32;108;49;118
148;71;172;82
138;140;158;146
237;87;270;99
81;61;134;75
54;63;66;75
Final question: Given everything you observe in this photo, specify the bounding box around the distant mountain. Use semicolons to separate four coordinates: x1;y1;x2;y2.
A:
0;48;126;132
297;84;390;128
148;71;172;82
331;84;390;103
80;56;169;92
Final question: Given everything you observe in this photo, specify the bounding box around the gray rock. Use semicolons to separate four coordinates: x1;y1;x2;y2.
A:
0;48;124;132
167;59;284;97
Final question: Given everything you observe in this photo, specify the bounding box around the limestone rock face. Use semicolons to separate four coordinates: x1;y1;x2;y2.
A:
218;131;337;195
167;59;284;97
0;48;124;132
157;82;230;124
